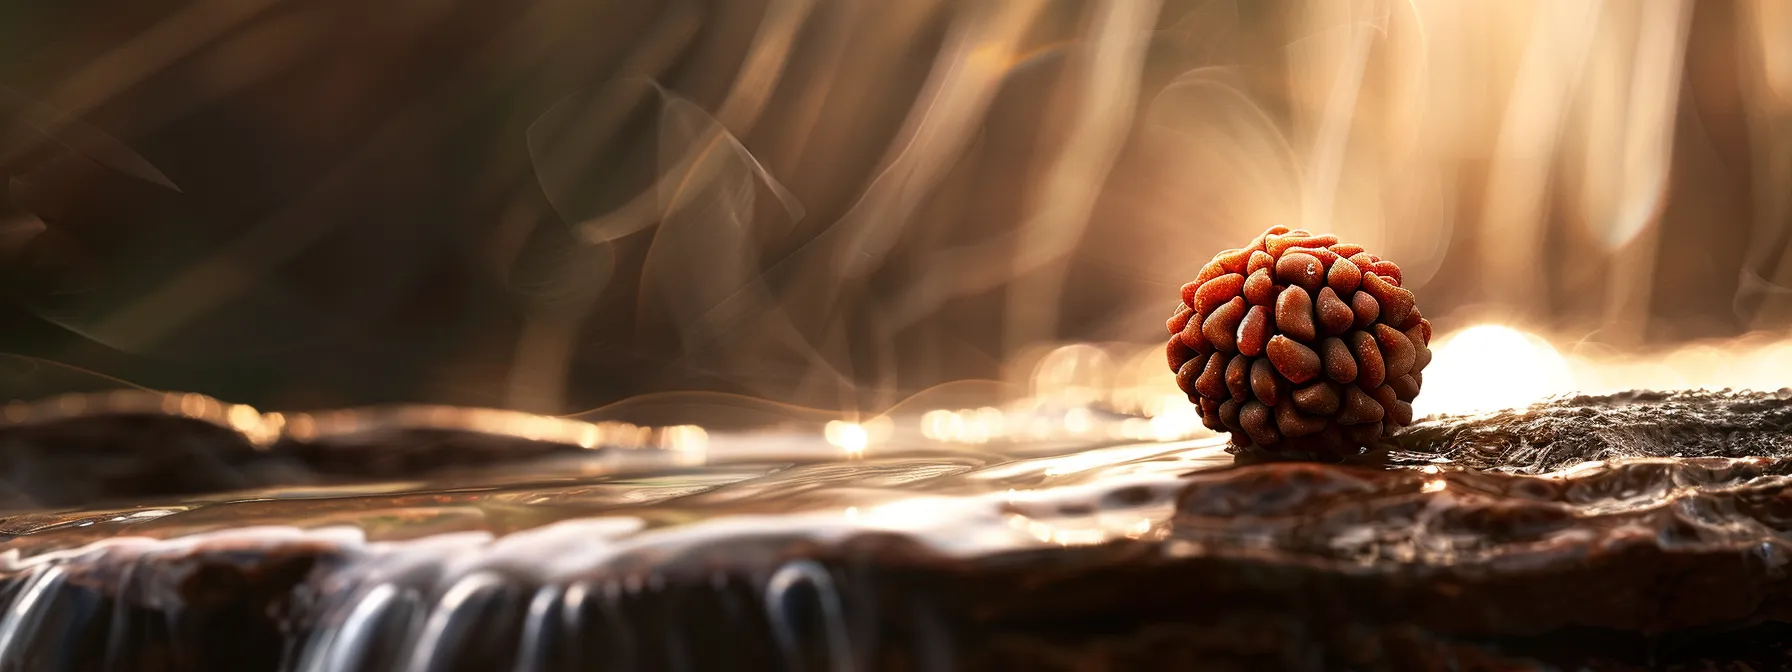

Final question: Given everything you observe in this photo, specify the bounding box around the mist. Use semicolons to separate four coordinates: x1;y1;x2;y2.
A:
1;0;1788;427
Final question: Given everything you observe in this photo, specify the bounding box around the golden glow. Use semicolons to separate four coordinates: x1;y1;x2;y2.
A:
1415;324;1574;417
823;420;868;455
659;425;709;465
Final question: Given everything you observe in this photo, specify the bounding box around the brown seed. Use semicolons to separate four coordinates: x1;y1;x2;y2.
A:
1224;354;1252;399
1237;305;1272;356
1327;257;1362;296
1199;396;1223;430
1239;400;1279;446
1168;304;1193;335
1193;273;1246;316
1178;312;1213;354
1315;287;1354;336
1292;381;1342;416
1218;398;1244;432
1412;344;1433;373
1275;252;1326;290
1195;351;1230;398
1242;269;1277;306
1362;273;1414;328
1348;252;1376;268
1168;338;1197;373
1215;247;1252;274
1203;297;1247;353
1266;233;1340;256
1398;306;1424;330
1176;353;1208;394
1342;421;1383;446
1348;330;1386;389
1319;336;1357;384
1330;243;1365;257
1337;386;1385;425
1181;261;1225;303
1389;374;1420;401
1275;402;1327;438
1248;225;1292;253
1405;320;1431;348
1370;384;1413;425
1301;247;1342;266
1350;291;1380;329
1266;335;1322;384
1274;286;1317;342
1246;250;1274;275
1250;358;1284;406
1370;261;1403;285
1373;323;1417;379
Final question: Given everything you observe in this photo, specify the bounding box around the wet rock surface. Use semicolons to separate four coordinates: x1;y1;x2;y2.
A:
2;391;1792;669
1388;388;1792;473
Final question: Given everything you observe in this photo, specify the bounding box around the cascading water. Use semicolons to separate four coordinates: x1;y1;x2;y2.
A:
5;388;1792;670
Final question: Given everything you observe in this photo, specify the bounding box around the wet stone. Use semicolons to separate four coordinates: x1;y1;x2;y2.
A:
2;390;1792;669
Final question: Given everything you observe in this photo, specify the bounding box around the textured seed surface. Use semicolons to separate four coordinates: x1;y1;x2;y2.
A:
1193;273;1246;315
1390;374;1420;402
1319;336;1357;383
1292;381;1341;416
1275;402;1327;438
1350;291;1380;329
1179;313;1212;353
1168;304;1193;335
1274;286;1317;342
1239;401;1278;446
1196;352;1230;398
1398;306;1424;331
1215;247;1252;273
1168;338;1196;372
1248;226;1291;253
1362;273;1414;327
1314;287;1353;336
1199;396;1222;429
1242;269;1277;306
1373;323;1416;379
1176;354;1207;396
1301;247;1341;266
1370;384;1412;425
1275;252;1326;290
1218;398;1243;432
1250;358;1282;406
1349;330;1386;390
1169;227;1425;458
1237;305;1271;356
1247;250;1274;275
1338;386;1385;425
1266;335;1321;384
1370;261;1403;285
1327;257;1362;295
1266;233;1339;256
1224;354;1251;399
1407;319;1433;347
1203;297;1246;352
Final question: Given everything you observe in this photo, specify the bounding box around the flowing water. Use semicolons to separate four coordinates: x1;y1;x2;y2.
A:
3;389;1792;670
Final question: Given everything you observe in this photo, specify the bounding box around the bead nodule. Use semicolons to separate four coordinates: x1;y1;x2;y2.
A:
1168;226;1431;459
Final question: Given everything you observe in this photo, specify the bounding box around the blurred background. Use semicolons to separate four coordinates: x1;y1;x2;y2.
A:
0;0;1789;426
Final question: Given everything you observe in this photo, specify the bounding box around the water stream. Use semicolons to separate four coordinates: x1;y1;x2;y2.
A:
2;390;1791;669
